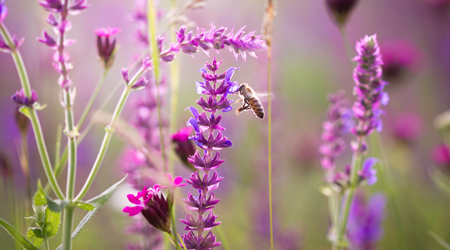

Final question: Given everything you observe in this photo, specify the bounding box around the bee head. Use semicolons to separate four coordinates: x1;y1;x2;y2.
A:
238;83;248;95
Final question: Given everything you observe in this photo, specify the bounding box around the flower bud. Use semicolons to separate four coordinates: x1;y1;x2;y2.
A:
95;27;121;69
326;0;358;26
15;107;30;134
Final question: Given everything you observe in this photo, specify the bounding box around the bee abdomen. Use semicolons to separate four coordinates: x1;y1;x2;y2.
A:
248;97;264;119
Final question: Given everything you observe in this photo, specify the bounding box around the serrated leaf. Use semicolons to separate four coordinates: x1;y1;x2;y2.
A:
86;175;127;208
0;218;38;250
26;227;43;248
19;106;31;119
55;209;98;250
44;208;61;239
33;180;47;206
75;201;96;211
46;197;68;212
428;231;450;250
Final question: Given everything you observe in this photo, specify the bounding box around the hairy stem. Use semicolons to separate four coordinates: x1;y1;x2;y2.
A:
0;22;64;200
61;205;75;250
148;0;167;173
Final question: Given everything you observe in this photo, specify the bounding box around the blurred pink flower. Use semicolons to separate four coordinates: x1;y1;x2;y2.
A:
94;26;121;37
431;144;450;166
390;113;423;142
381;40;421;82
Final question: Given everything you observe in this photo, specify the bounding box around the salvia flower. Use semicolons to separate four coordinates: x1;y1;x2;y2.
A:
358;157;378;186
0;34;24;53
347;192;387;250
95;27;121;69
351;34;389;154
320;91;353;173
0;0;8;23
326;0;358;26
172;126;197;171
11;89;38;107
181;58;243;249
38;0;63;13
123;178;184;233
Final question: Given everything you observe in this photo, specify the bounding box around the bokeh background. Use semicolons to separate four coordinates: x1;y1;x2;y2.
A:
2;0;450;249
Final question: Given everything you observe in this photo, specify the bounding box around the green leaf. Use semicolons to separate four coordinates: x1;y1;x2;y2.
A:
75;201;96;211
33;180;47;206
428;231;450;250
44;208;61;239
86;175;127;208
19;106;31;119
55;209;99;250
0;218;38;250
33;102;47;111
46;197;68;212
26;227;43;248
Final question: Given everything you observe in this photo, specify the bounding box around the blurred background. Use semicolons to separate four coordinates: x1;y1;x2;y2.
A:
2;0;450;249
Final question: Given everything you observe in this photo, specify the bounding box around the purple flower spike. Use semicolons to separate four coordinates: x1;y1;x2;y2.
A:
351;34;388;154
46;14;58;26
0;0;8;22
37;31;58;49
68;0;90;15
181;59;240;248
11;89;38;107
95;27;121;69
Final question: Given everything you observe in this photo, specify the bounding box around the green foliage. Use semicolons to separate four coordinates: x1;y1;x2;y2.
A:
44;208;61;239
55;209;99;250
428;231;450;250
26;227;43;248
75;201;96;211
0;218;38;250
432;169;450;196
46;198;68;212
33;180;47;206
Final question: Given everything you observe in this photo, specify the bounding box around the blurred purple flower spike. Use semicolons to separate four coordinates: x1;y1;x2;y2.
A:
348;192;387;250
358;157;378;185
68;0;90;15
37;31;58;48
38;0;63;13
432;144;450;168
11;88;38;107
0;0;8;22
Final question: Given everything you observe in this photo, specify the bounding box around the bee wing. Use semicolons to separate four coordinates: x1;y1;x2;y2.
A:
254;92;275;102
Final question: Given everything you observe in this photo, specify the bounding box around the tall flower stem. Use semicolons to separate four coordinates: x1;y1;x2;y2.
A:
76;69;109;130
49;50;148;189
148;0;167;173
338;27;354;69
336;139;362;249
267;49;274;250
61;205;75;250
75;86;131;201
0;23;64;200
75;64;149;201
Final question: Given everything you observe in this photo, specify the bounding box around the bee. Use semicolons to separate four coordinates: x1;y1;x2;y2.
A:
235;83;265;119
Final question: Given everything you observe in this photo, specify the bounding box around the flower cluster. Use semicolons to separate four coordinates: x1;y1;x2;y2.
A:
123;174;186;233
37;0;90;89
180;58;238;249
172;126;197;171
351;34;389;153
11;89;38;107
320;90;352;173
347;192;386;250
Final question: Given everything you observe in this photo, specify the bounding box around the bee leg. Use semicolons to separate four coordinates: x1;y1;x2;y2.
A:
235;102;250;116
235;99;243;104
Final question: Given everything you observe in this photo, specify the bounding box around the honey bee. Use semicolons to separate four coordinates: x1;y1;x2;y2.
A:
235;83;265;119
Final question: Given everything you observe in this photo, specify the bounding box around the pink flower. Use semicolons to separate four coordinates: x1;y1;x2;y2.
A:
95;26;121;37
123;185;159;216
164;173;186;188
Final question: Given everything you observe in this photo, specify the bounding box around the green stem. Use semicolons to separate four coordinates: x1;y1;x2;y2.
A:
43;239;50;250
76;70;108;130
214;226;230;250
55;124;63;166
267;38;274;250
75;86;131;201
338;27;354;71
0;22;64;200
64;90;77;200
148;0;167;173
336;138;363;249
168;0;180;175
170;200;179;249
61;205;75;250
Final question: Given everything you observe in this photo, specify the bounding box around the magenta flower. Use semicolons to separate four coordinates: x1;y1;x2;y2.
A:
172;126;196;171
123;178;184;233
164;173;187;188
381;40;420;82
37;31;58;49
95;27;121;69
390;113;423;143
